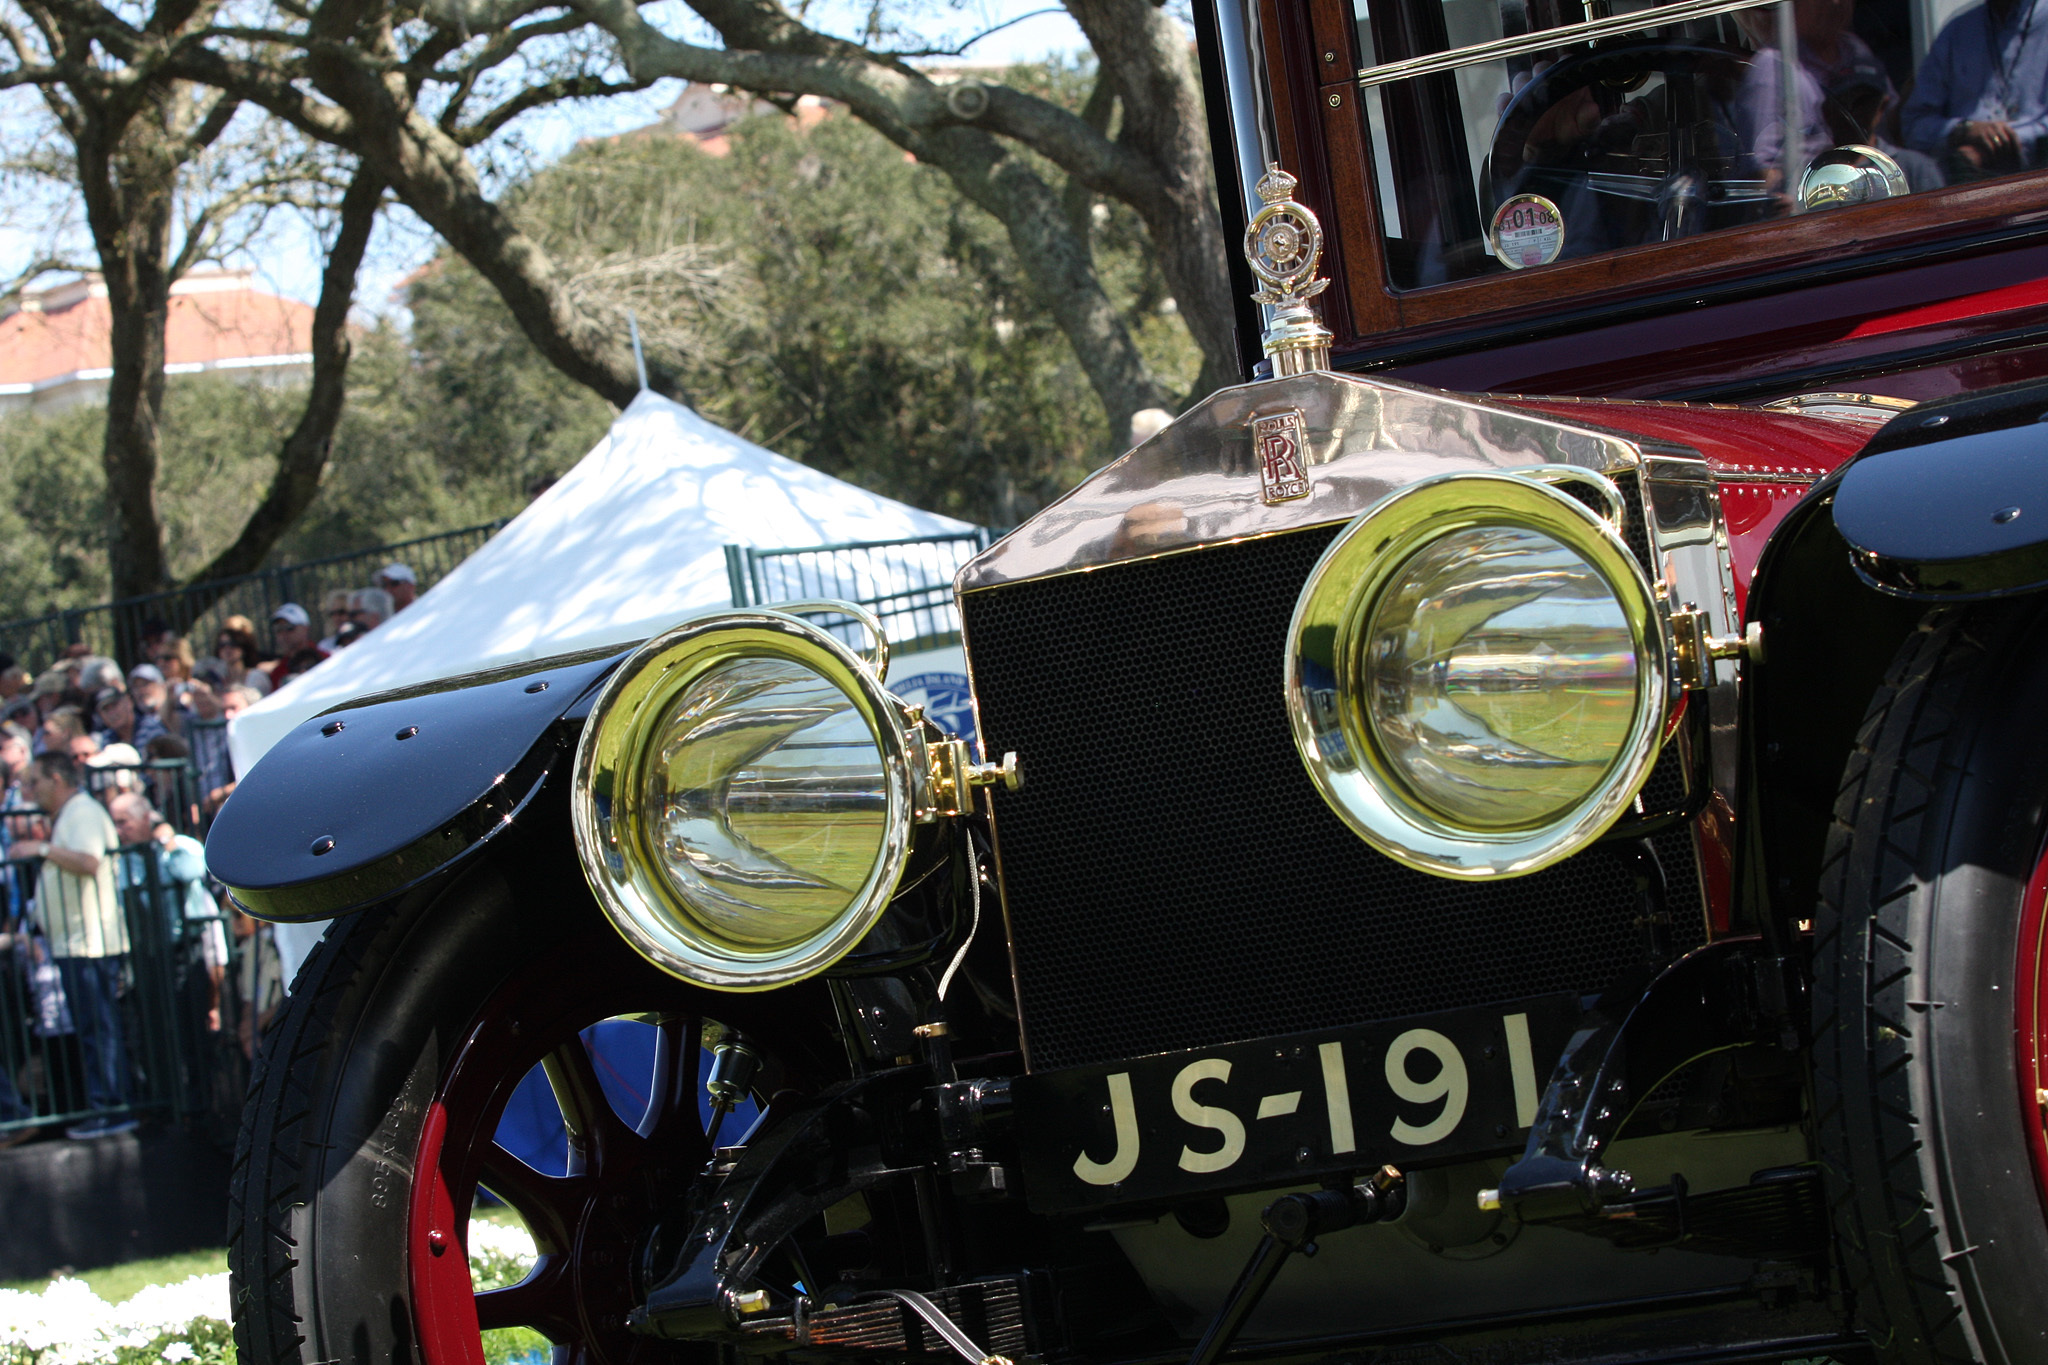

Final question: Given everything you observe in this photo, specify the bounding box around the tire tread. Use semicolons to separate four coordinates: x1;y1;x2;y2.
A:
1813;611;1987;1365
228;906;407;1365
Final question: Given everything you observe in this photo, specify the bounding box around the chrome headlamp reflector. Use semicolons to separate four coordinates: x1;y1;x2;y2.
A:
572;610;915;989
1285;470;1669;879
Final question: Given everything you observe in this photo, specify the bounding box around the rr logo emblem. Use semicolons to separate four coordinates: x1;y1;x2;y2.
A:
1251;410;1311;504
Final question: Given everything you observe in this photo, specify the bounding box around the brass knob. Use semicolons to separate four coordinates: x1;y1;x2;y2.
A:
967;751;1023;791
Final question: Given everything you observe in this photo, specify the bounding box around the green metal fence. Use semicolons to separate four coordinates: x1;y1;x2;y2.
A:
1;760;261;1142
0;520;506;673
724;531;990;654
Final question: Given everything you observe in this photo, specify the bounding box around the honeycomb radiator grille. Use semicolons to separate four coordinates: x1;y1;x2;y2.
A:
961;517;1702;1072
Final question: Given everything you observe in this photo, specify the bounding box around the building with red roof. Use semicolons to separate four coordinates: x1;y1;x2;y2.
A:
0;270;313;416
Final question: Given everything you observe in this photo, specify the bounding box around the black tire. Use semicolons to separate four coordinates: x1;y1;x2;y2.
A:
227;844;836;1365
1813;602;2048;1365
230;865;512;1365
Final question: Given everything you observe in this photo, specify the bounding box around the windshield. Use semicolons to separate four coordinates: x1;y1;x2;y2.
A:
1356;0;2042;287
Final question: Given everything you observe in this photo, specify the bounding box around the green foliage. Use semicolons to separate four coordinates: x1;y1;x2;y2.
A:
0;1317;238;1365
436;93;1199;526
0;1272;233;1365
114;1317;235;1365
4;1252;229;1305
279;319;609;564
0;380;278;619
479;1327;551;1365
0;68;1199;625
0;346;607;622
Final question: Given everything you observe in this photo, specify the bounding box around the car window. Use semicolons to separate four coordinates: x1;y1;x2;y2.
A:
1356;0;2042;288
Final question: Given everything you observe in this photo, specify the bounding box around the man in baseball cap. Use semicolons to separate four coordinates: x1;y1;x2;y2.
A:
125;663;167;716
267;603;328;691
375;562;417;611
94;686;165;751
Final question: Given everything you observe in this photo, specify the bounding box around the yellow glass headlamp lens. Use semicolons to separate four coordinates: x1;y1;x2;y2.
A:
573;611;915;989
1285;469;1669;879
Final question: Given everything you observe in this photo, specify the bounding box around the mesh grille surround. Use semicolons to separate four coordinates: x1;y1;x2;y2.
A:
964;520;1705;1073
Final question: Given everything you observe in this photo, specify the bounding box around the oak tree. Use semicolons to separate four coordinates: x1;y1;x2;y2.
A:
1;0;386;599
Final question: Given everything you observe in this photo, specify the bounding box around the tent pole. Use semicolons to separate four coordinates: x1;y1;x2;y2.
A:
628;311;650;392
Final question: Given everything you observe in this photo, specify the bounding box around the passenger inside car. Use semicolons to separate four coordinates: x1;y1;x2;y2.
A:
1901;0;2048;180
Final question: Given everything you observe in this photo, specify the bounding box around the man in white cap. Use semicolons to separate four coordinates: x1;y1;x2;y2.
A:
375;562;417;612
266;603;326;690
126;663;167;717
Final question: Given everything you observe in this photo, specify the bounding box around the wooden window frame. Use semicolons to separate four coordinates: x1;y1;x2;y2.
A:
1259;0;2048;356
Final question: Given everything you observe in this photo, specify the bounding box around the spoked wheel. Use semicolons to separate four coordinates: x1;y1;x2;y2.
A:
412;946;712;1365
1813;602;2048;1365
230;849;832;1365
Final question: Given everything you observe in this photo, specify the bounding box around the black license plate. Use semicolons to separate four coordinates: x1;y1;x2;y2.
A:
1014;994;1580;1214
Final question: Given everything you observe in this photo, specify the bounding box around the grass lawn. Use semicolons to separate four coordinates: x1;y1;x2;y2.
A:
3;1214;544;1365
2;1247;226;1301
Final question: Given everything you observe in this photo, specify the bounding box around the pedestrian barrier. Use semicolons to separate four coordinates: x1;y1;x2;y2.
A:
0;528;991;1147
0;761;260;1146
0;520;506;671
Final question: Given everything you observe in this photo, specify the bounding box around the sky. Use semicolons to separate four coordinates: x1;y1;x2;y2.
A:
1;0;1092;321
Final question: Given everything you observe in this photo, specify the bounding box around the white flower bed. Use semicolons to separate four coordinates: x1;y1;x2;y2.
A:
0;1219;542;1365
0;1274;231;1365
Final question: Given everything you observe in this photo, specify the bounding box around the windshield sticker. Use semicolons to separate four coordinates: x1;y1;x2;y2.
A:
1490;195;1565;270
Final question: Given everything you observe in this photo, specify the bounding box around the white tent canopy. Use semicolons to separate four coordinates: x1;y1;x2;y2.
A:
230;391;974;773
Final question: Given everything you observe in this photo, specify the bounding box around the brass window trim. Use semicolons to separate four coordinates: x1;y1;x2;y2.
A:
1356;0;1778;89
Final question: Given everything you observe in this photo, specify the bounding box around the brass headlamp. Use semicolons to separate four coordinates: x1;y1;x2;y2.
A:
572;605;1013;990
1284;470;1672;879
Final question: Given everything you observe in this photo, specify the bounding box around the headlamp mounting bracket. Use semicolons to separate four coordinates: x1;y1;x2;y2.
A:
1669;607;1764;691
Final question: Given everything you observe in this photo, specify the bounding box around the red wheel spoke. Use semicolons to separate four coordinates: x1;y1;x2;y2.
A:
474;1257;576;1337
542;1032;637;1166
476;1142;585;1254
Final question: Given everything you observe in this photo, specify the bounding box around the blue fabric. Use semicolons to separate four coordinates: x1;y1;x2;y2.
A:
56;956;128;1112
1904;0;2048;160
95;712;167;752
0;954;32;1123
493;1020;659;1176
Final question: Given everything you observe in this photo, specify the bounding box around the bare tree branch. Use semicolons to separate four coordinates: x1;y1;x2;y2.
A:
574;0;1175;431
0;253;91;297
158;44;357;140
578;0;1158;201
874;6;1062;58
460;74;640;144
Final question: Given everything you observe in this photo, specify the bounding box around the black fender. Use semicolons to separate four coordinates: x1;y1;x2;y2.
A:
1741;379;2048;936
1833;377;2048;598
205;646;630;922
1739;469;1921;937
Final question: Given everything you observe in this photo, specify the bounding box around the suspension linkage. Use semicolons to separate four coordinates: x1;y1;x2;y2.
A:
1186;1167;1406;1365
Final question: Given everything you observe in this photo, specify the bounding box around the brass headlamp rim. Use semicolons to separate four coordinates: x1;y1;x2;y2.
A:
1284;469;1671;880
570;608;917;991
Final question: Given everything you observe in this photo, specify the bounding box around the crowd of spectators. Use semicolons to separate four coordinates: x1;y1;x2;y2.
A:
0;561;418;1147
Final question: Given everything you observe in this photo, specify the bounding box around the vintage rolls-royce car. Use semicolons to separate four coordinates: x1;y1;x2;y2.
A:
209;1;2048;1365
